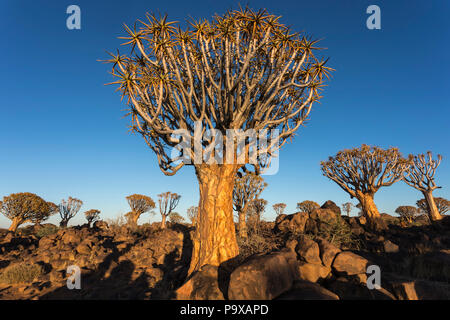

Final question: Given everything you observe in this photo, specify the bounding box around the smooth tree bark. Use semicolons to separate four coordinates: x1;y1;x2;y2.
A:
404;152;444;221
106;8;332;273
233;172;267;239
158;192;181;229
321;145;411;230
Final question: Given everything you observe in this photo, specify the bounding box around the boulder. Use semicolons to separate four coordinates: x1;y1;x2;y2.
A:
295;235;321;264
310;208;339;223
297;262;331;283
317;238;341;267
94;220;109;231
320;200;341;216
228;250;299;300
277;280;339;300
383;240;399;253
176;265;224;300
274;212;309;234
332;251;369;276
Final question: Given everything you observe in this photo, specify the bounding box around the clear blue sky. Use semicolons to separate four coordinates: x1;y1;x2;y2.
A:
0;0;449;228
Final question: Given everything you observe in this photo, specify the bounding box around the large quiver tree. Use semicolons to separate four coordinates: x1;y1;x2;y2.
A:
106;8;332;274
321;145;411;230
403;152;444;221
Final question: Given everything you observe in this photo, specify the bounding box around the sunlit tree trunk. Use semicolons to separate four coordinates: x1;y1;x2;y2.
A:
8;218;22;233
357;192;386;230
423;190;443;221
188;164;240;275
238;211;248;238
161;214;167;229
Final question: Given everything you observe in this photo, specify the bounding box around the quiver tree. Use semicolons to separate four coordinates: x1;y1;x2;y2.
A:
341;202;353;217
395;206;418;224
31;201;58;226
187;206;199;225
59;197;83;228
158;192;181;229
125;194;155;225
296;200;319;214
273;203;287;216
320;145;411;230
417;197;449;217
85;209;101;227
106;8;332;274
403;152;444;221
248;198;267;228
233;173;267;238
169;212;185;224
0;193;52;232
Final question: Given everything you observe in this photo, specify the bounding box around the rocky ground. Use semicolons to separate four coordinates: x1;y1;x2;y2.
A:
0;200;449;300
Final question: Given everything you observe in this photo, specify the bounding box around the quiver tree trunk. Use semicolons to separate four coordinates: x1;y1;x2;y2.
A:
8;218;22;233
161;214;167;229
238;211;248;239
357;193;386;231
423;190;443;221
188;164;240;275
59;219;68;228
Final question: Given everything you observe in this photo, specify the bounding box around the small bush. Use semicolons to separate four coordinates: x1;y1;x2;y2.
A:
309;218;361;250
0;263;44;284
36;225;59;238
237;224;282;262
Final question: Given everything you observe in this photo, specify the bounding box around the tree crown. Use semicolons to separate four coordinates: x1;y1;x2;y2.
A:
105;8;332;175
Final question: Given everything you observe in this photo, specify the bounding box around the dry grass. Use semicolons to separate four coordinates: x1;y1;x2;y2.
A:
0;263;44;284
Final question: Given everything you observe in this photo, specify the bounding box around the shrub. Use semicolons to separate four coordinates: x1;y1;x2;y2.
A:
309;218;361;250
35;225;59;238
0;263;44;284
236;223;282;262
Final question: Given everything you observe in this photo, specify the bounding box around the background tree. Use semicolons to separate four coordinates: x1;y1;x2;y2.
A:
273;203;287;216
233;173;267;238
395;206;418;224
31;201;58;226
106;8;331;273
59;197;83;228
417;197;449;217
248;198;268;228
187;206;199;225
0;193;51;232
321;145;410;229
296;200;319;214
342;202;353;217
158;192;181;229
125;194;155;225
169;212;185;224
85;209;101;227
404;152;444;221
